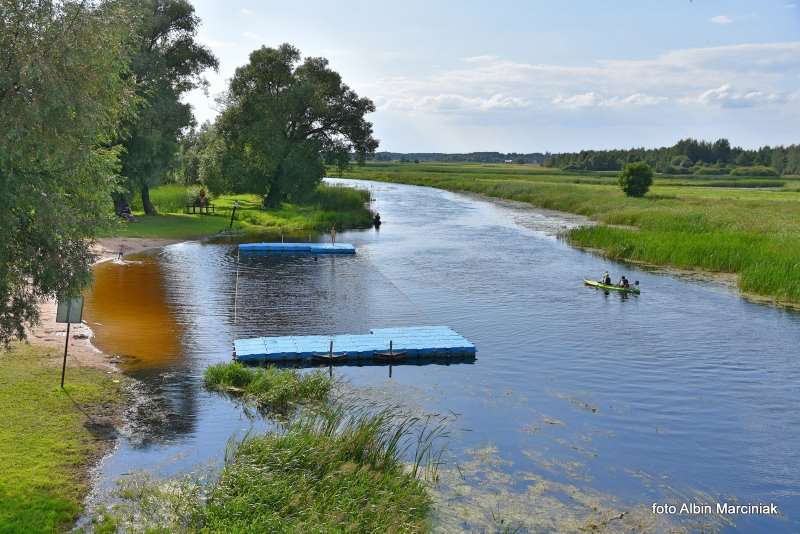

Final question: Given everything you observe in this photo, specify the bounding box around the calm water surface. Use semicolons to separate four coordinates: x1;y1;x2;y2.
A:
84;179;800;532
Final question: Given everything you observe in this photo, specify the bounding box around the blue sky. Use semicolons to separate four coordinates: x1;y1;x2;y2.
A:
187;1;800;152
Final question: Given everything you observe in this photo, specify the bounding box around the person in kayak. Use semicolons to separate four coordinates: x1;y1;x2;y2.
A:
601;271;612;285
618;276;630;289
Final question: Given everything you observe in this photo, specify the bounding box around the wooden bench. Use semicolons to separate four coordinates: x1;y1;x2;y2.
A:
184;203;215;214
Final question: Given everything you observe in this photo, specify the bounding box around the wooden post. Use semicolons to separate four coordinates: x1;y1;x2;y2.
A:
328;339;333;377
60;322;70;388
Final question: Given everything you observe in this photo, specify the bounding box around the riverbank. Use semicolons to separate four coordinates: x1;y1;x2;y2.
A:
334;162;800;307
0;343;125;532
109;183;375;240
5;236;175;532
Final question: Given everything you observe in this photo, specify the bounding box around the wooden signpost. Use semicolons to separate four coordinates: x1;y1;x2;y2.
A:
56;296;84;388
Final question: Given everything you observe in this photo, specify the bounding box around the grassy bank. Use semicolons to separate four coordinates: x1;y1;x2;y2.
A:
203;362;331;412
334;162;800;305
107;183;374;240
0;344;123;532
100;363;438;532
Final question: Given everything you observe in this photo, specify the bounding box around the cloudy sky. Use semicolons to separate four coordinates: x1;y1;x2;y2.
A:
187;0;800;152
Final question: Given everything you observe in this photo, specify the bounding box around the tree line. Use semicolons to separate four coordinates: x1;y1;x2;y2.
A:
369;152;548;164
544;138;800;176
0;0;376;343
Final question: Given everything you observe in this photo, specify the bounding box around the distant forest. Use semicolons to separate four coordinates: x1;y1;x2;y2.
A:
371;139;800;176
544;138;799;176
371;152;548;164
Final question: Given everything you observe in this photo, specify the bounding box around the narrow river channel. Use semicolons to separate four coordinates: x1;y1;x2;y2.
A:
83;178;800;532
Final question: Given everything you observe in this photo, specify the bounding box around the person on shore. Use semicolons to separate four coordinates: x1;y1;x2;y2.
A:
330;225;337;245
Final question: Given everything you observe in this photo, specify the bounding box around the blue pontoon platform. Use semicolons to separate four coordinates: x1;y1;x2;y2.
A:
239;242;355;255
233;326;476;362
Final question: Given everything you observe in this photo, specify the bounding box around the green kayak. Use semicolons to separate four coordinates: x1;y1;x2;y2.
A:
584;279;641;294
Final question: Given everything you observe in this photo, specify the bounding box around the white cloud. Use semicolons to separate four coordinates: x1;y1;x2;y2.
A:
688;84;786;108
368;42;800;118
552;92;668;109
711;15;733;24
240;8;254;16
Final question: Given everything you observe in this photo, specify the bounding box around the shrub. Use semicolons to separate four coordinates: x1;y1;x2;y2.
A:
729;165;779;177
618;162;653;197
692;164;729;175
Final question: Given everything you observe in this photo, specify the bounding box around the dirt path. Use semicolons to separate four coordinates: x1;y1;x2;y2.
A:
25;237;181;371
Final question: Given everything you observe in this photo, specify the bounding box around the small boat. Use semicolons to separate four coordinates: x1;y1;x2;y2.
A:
584;279;641;294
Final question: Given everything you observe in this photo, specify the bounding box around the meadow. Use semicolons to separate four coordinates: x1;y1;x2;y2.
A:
0;344;124;532
110;183;374;240
334;162;800;305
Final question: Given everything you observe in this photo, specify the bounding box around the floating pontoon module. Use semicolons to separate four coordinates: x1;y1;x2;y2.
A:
233;326;476;362
238;242;355;255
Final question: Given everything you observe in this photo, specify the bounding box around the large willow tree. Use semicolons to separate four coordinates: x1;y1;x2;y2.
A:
214;44;378;206
0;1;134;343
119;0;217;214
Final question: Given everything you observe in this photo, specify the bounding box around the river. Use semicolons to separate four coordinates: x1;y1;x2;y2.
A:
83;178;800;532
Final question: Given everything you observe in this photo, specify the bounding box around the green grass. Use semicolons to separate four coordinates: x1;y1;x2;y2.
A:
204;362;331;412
107;183;374;240
0;344;124;533
99;402;442;533
201;405;437;533
335;162;800;305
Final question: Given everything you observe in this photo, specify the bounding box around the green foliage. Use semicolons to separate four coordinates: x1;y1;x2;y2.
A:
618;162;653;197
204;363;331;411
118;0;218;214
109;182;373;239
0;344;124;532
730;165;778;177
213;43;378;206
0;0;134;343
546;137;800;176
311;184;371;211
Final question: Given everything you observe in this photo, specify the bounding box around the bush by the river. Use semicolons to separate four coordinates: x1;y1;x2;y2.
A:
618;162;653;197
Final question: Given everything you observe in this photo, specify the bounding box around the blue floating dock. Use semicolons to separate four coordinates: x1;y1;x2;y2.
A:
239;242;355;255
234;326;476;362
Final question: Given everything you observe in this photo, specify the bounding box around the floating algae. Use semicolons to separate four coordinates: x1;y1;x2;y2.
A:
432;446;721;534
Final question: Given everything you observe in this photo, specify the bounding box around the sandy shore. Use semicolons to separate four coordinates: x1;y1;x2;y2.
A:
26;237;180;371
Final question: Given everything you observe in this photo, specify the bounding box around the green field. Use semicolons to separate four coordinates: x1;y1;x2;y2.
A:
334;162;800;306
106;183;375;240
0;344;123;533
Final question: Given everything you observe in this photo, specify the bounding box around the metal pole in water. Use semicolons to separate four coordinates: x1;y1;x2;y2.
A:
328;339;333;377
60;322;70;388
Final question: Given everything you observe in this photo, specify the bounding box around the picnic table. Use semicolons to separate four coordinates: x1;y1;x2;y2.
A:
184;203;215;214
